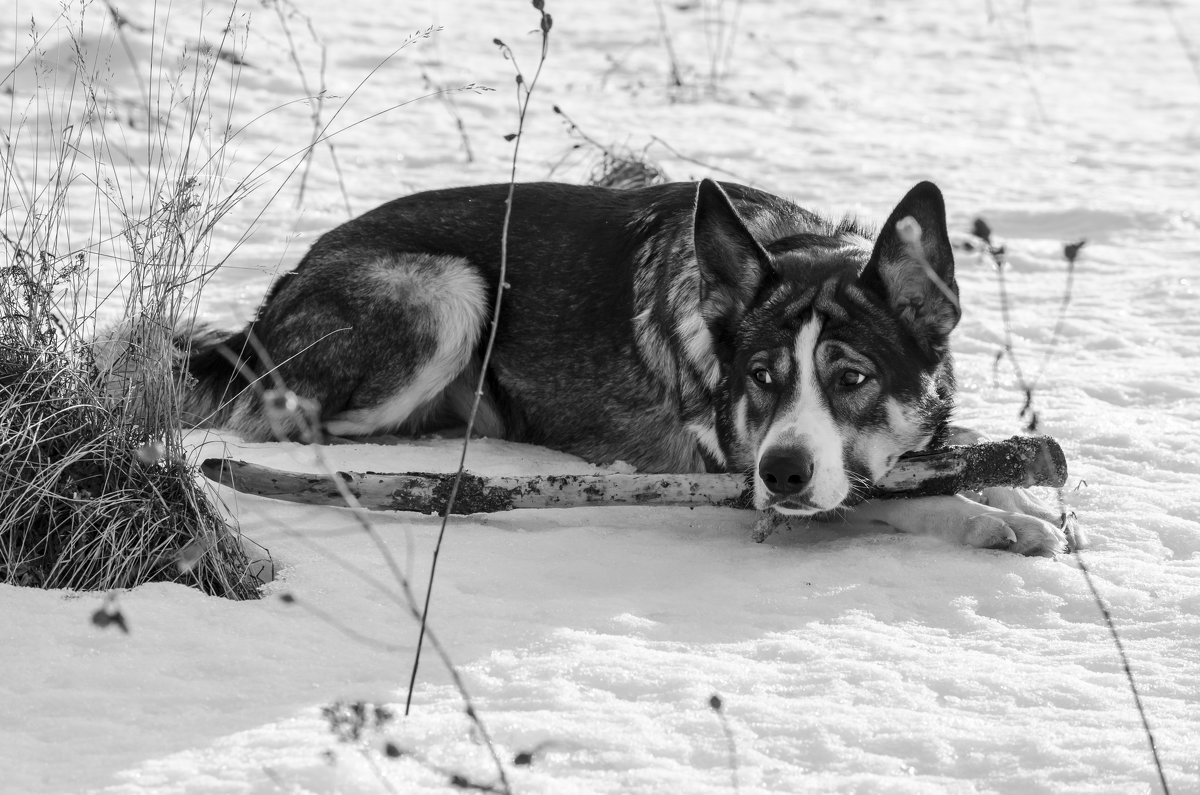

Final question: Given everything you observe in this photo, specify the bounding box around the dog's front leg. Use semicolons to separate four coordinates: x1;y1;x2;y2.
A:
840;494;1068;557
939;426;1086;551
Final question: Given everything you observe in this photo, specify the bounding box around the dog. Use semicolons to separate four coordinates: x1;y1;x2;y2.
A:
181;179;1072;556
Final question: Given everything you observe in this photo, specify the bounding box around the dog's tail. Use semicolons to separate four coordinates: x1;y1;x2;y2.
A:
89;321;265;433
175;326;261;430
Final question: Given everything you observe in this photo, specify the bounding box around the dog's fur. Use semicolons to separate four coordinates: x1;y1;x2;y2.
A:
182;179;1069;555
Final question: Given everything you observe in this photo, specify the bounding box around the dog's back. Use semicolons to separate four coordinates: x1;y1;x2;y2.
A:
183;181;825;471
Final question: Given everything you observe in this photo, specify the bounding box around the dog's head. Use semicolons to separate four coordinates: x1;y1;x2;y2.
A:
695;179;959;514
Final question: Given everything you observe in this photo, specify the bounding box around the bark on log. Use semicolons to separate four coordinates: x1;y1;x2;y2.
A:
200;435;1067;514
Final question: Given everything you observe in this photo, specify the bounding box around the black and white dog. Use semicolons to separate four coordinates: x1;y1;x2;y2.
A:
182;179;1070;555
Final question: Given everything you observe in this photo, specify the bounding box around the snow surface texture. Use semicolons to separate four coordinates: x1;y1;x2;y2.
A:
2;0;1199;792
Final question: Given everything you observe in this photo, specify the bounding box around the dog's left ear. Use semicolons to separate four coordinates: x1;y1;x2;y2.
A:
859;181;961;353
693;179;772;332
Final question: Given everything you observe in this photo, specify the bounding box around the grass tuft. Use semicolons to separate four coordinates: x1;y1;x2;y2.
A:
0;330;259;597
587;147;668;190
0;2;262;599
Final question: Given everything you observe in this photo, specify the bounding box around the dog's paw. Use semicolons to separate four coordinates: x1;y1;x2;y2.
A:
963;514;1018;550
1060;510;1088;552
963;510;1067;557
978;487;1086;552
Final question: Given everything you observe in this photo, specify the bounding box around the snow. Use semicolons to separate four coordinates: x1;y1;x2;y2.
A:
2;0;1199;792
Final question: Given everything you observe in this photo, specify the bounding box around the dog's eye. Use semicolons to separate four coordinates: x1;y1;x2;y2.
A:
839;370;867;388
751;367;773;385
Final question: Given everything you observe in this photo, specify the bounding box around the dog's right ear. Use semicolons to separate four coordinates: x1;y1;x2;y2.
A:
693;179;772;331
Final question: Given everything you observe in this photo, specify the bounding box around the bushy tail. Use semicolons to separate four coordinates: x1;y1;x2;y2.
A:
174;326;260;429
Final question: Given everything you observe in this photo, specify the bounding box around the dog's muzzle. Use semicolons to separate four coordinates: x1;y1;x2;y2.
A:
757;445;848;514
758;447;825;513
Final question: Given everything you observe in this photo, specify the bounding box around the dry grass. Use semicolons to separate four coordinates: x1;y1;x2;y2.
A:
0;2;261;599
0;349;257;597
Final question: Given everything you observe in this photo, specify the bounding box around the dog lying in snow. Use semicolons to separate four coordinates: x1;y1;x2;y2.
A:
180;179;1073;555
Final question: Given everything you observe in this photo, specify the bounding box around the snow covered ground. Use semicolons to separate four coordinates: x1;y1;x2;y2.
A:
2;0;1198;792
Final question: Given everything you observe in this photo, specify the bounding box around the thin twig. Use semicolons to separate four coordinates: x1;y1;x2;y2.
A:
982;0;1048;125
652;0;685;89
277;592;405;652
405;7;553;760
716;0;745;87
268;0;353;215
1070;548;1172;794
280;405;514;794
709;694;740;793
1029;241;1082;388
422;70;475;163
648;134;751;183
985;222;1168;792
1156;0;1200;93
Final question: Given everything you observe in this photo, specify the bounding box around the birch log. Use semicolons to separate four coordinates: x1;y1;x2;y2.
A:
200;435;1067;514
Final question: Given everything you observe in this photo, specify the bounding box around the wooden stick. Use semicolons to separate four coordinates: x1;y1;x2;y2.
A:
200;435;1067;514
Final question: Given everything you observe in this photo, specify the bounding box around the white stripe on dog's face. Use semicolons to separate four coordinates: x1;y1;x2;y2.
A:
753;316;849;513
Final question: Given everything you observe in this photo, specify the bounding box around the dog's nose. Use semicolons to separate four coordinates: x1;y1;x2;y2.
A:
758;448;815;496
